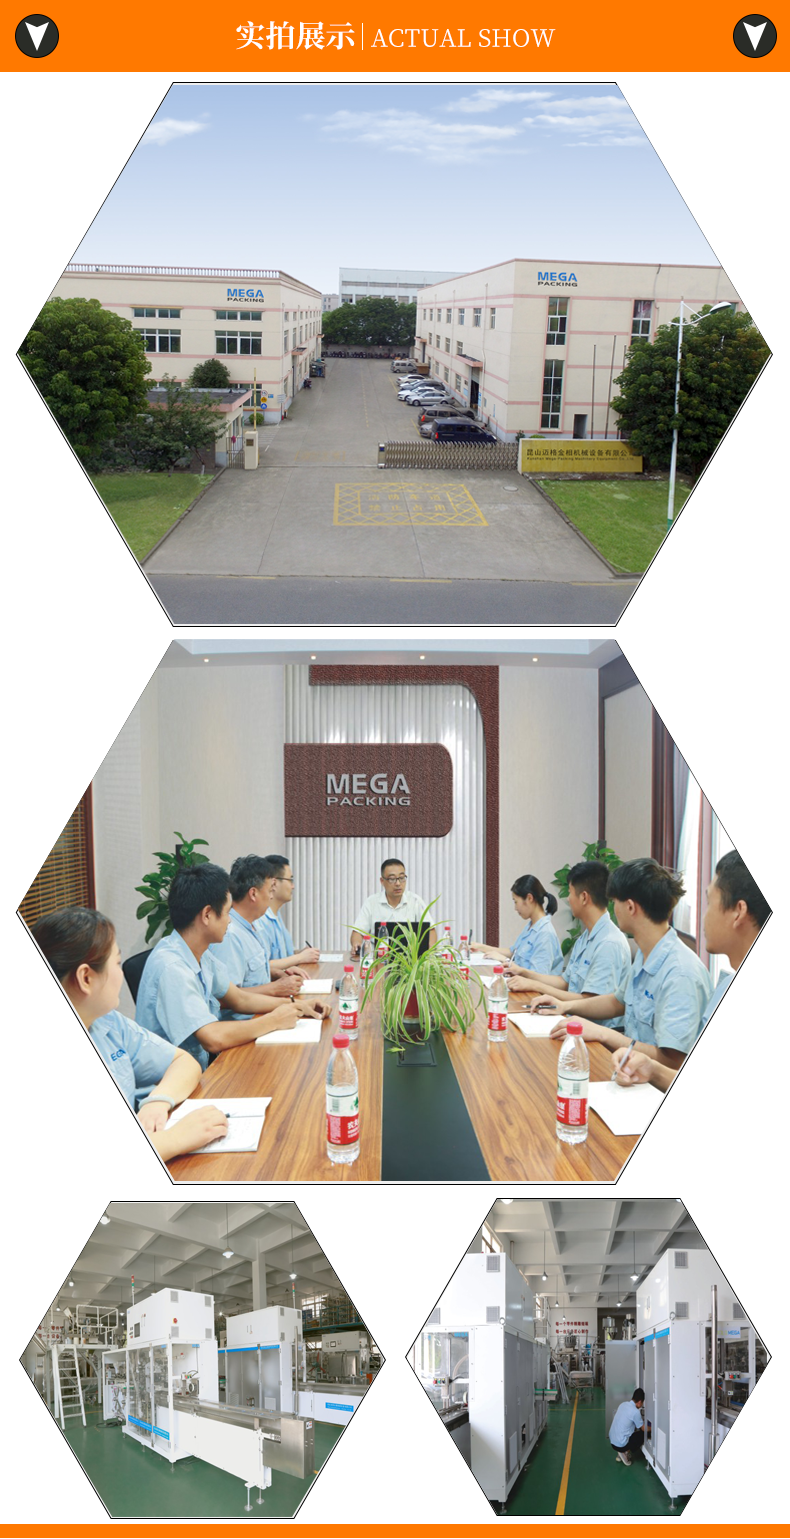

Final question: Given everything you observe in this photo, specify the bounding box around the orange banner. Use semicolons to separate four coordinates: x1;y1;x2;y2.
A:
1;1526;790;1537
4;0;786;72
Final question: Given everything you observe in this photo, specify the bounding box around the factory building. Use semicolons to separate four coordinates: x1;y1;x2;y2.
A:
412;1199;766;1516
415;259;743;441
50;265;323;422
23;1202;380;1520
339;266;462;305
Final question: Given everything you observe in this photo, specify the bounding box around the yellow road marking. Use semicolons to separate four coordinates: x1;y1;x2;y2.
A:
333;480;487;527
555;1393;579;1516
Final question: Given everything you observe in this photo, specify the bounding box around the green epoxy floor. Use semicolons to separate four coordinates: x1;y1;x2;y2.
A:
506;1390;689;1517
63;1409;343;1518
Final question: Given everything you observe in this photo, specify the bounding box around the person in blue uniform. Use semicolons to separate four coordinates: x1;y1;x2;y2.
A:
136;863;299;1069
472;874;564;976
532;858;712;1071
255;854;320;969
609;1390;645;1467
210;854;329;1023
507;861;631;1019
32;907;229;1161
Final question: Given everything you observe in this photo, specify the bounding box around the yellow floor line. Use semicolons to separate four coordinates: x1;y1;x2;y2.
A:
555;1393;579;1516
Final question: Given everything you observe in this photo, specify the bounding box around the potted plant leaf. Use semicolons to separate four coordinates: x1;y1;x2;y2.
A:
135;832;210;945
552;839;623;956
358;900;485;1052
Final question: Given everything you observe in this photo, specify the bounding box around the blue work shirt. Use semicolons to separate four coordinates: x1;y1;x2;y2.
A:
511;913;564;974
90;1009;176;1111
135;930;231;1071
609;1399;644;1447
701;969;734;1028
616;927;712;1054
564;913;632;1013
255;907;295;961
210;909;271;1019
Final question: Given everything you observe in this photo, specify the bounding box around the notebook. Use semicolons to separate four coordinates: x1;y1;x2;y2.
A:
256;1019;323;1046
508;1012;565;1038
587;1081;664;1136
319;952;344;963
299;976;333;994
165;1098;271;1154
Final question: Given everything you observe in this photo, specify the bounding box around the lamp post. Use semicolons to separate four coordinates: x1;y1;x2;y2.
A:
666;300;733;531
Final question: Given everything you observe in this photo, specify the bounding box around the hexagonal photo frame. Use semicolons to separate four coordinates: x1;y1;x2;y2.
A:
407;1197;769;1516
16;638;771;1184
15;81;771;625
20;1199;383;1519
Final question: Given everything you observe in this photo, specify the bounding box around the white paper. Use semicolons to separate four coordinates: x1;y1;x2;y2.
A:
319;952;344;962
256;1018;323;1045
299;976;334;994
469;954;499;966
165;1097;271;1153
587;1081;664;1136
508;1012;564;1037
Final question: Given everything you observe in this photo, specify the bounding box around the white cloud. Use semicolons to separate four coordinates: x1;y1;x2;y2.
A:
142;118;207;147
444;88;553;113
320;108;522;163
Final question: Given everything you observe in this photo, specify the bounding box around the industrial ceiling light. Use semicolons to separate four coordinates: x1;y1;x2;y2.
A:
222;1204;234;1260
500;1198;513;1204
631;1231;639;1283
289;1223;297;1280
99;1215;110;1226
68;1279;74;1287
542;1230;547;1283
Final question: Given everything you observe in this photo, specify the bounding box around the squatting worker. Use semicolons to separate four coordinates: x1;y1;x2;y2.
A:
350;857;437;953
609;1389;646;1468
32;906;230;1161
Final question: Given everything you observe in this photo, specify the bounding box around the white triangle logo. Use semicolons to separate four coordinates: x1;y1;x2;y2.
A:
25;20;49;49
743;19;767;48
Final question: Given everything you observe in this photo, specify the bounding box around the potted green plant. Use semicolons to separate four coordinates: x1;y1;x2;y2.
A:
552;840;623;956
358;901;485;1051
134;832;210;945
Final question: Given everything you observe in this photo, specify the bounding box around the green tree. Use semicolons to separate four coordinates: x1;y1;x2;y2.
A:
112;374;226;473
188;358;232;388
19;296;151;461
322;297;417;348
611;307;769;482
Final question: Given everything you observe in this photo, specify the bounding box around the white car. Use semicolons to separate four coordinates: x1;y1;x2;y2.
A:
402;390;452;406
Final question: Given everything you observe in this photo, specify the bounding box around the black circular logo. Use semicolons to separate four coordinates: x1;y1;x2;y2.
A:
733;14;777;56
15;14;59;56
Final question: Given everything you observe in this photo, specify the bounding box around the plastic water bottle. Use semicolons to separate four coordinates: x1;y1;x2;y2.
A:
556;1022;589;1144
359;935;372;981
487;964;508;1041
459;934;471;980
441;924;454;963
326;1031;359;1165
338;964;359;1041
376;924;390;961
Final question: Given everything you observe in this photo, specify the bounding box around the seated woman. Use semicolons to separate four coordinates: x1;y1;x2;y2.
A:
32;907;229;1161
472;874;563;977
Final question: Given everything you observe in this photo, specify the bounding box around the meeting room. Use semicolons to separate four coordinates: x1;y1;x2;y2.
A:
20;639;765;1184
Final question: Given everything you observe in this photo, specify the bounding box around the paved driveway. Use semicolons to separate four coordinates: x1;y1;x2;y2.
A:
144;359;616;587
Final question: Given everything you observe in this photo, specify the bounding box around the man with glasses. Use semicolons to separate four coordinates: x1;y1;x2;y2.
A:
255;854;320;969
350;858;437;953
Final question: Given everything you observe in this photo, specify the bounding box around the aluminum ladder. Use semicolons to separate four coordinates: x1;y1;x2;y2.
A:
54;1343;86;1429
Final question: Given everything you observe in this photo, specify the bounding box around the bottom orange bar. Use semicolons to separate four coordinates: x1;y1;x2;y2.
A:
2;1526;789;1537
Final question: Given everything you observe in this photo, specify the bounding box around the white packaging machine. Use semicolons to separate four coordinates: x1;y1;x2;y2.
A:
119;1289;315;1510
418;1253;549;1510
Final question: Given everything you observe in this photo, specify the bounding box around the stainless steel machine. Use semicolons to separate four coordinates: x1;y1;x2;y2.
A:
418;1254;549;1510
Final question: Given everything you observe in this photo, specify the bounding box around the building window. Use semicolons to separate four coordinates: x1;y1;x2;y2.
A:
481;1222;502;1255
428;333;433;346
429;309;433;321
458;308;465;325
541;359;563;429
444;367;449;381
215;309;262;321
445;337;450;352
490;309;496;329
456;342;464;355
133;307;181;318
455;374;462;390
546;298;568;346
215;331;262;355
632;300;652;338
445;308;452;323
19;790;95;926
473;308;482;327
284;331;289;351
137;328;181;353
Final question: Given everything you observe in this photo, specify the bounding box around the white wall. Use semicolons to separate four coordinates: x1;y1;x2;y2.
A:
549;1307;598;1344
604;684;653;861
498;667;600;950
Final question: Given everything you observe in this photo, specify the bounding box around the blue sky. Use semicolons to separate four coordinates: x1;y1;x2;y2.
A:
74;82;717;290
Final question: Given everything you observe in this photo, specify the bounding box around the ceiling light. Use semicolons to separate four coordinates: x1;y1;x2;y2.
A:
222;1249;234;1260
310;654;316;660
55;1307;61;1313
542;1228;547;1283
290;1271;297;1280
500;1198;512;1204
532;656;539;663
99;1215;110;1226
222;1204;234;1259
203;657;209;663
419;654;426;660
68;1279;74;1287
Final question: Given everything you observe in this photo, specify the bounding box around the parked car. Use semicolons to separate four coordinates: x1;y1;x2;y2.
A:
391;358;417;372
399;385;452;402
404;393;453;407
432;419;496;443
418;404;476;436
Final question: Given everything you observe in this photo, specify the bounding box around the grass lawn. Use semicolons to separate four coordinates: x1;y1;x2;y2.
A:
91;472;213;561
537;476;692;573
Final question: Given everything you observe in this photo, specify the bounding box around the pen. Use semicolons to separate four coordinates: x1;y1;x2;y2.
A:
611;1040;635;1082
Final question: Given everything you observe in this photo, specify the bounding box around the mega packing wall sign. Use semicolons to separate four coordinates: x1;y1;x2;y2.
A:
284;744;454;837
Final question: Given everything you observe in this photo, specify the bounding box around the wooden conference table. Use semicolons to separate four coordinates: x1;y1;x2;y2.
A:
168;959;639;1184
